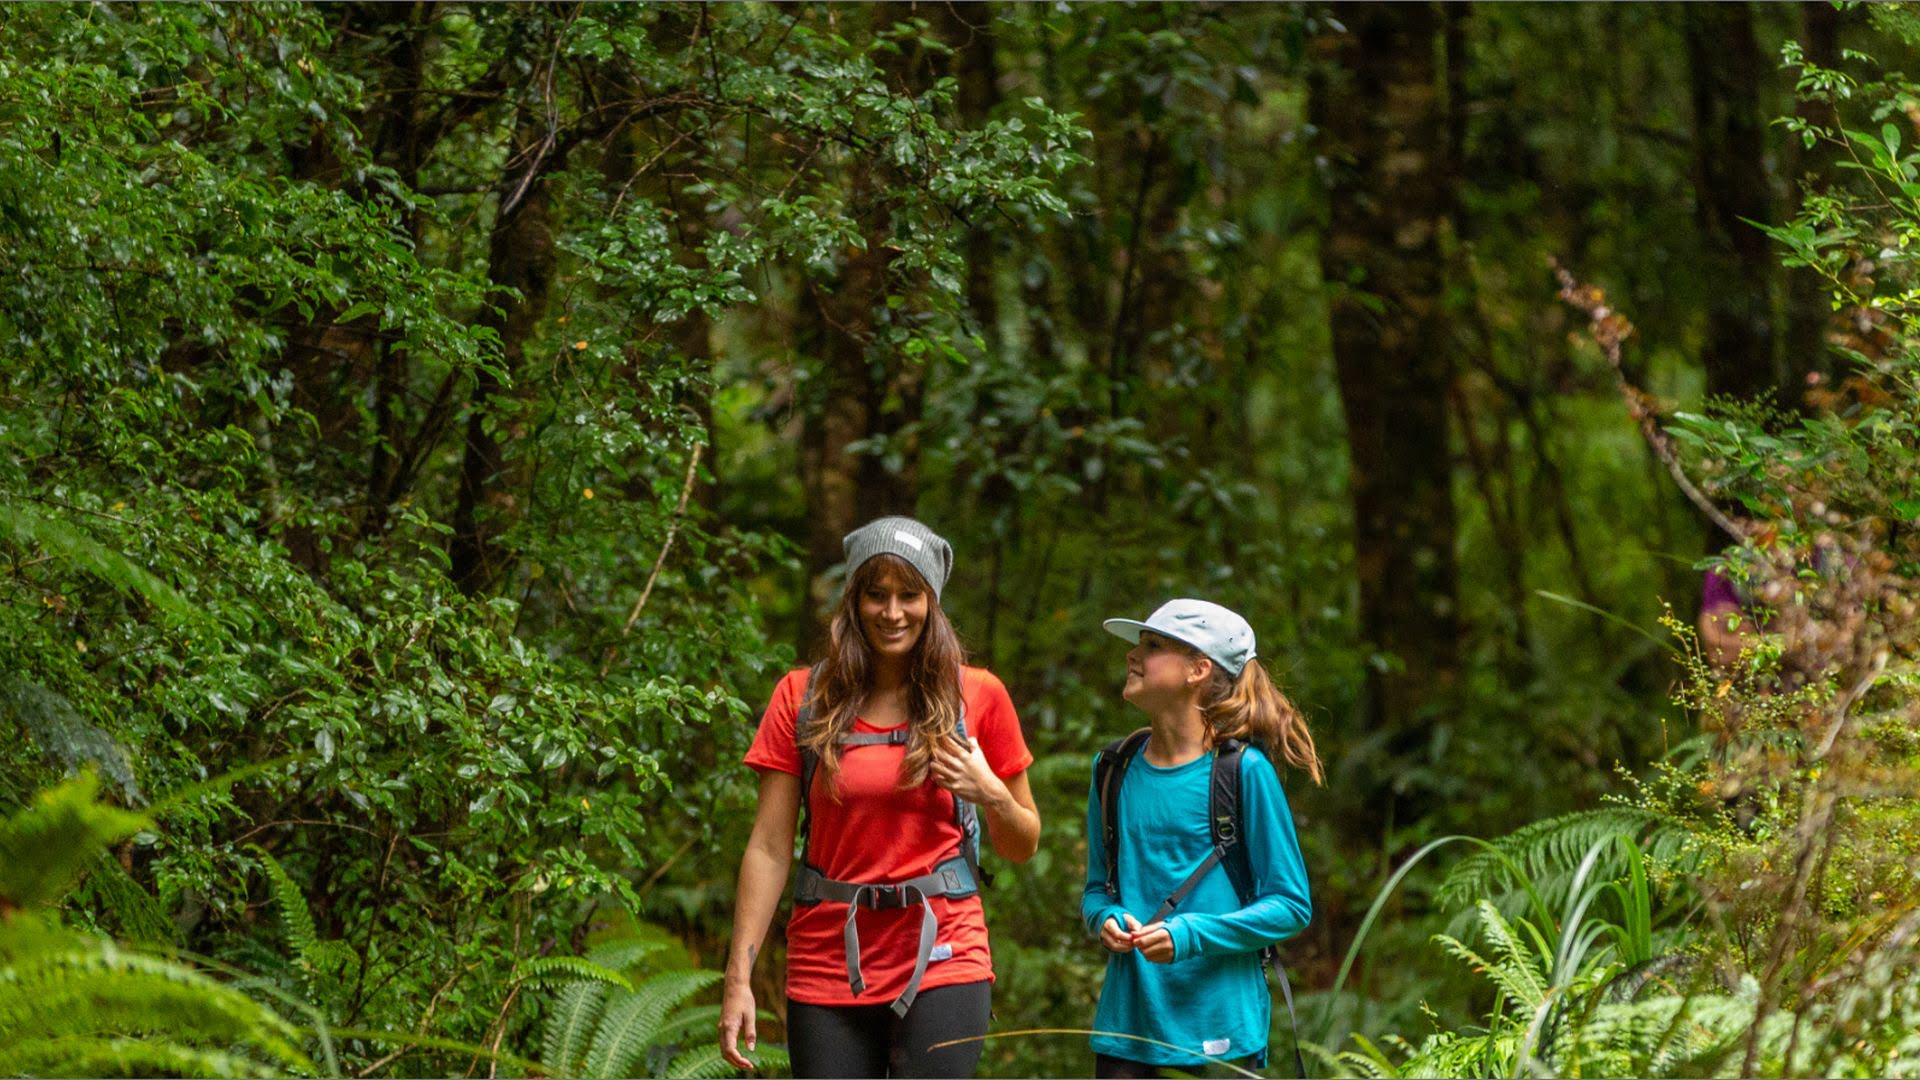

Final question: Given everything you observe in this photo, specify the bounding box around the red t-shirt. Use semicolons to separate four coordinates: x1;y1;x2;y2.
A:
744;665;1033;1006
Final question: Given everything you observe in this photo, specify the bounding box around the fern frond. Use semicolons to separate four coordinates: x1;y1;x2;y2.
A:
540;980;608;1076
584;937;670;975
582;970;723;1078
1397;1030;1512;1080
0;939;309;1069
1435;902;1551;1013
69;854;176;947
249;848;322;974
1335;1032;1400;1078
666;1041;788;1079
0;772;150;910
0;1035;285;1078
647;1003;722;1053
520;955;633;991
1437;808;1691;912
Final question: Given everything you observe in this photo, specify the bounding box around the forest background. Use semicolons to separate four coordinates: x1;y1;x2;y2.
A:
3;2;1918;1077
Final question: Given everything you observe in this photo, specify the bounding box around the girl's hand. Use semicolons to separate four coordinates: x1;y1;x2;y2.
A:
1100;915;1137;953
1132;920;1175;963
718;977;757;1070
931;736;1003;806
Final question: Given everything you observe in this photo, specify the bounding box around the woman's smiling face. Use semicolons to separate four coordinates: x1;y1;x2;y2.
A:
858;561;929;661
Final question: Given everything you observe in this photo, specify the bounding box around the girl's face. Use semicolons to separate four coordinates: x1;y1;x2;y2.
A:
1122;631;1207;709
857;568;929;662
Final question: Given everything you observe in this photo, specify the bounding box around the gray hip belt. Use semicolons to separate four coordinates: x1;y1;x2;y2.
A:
794;854;979;1017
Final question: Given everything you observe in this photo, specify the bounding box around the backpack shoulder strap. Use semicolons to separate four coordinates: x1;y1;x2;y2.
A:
793;663;826;865
1210;737;1255;903
1093;728;1152;898
952;697;996;888
1147;737;1249;925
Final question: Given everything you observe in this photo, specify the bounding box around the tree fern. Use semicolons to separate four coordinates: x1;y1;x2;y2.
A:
0;930;312;1076
1435;902;1549;1012
520;954;634;991
251;846;358;989
69;853;177;947
0;779;319;1078
584;936;671;976
531;927;768;1080
1436;807;1695;914
0;771;148;910
665;1041;790;1079
648;1003;722;1053
541;980;611;1076
1323;1032;1401;1078
1;674;141;802
1393;1029;1517;1079
581;969;724;1078
0;1036;282;1078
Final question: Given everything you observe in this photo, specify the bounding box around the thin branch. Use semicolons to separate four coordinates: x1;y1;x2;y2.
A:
1553;259;1748;542
1813;648;1889;761
599;443;704;676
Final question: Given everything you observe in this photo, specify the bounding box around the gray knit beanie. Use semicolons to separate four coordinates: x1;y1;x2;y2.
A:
842;516;953;601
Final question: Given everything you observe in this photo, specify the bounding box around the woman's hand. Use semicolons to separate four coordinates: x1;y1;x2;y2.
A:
718;976;758;1070
1132;920;1175;963
931;736;1005;806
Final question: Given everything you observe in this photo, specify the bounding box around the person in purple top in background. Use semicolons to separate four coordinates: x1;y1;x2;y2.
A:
1698;566;1761;669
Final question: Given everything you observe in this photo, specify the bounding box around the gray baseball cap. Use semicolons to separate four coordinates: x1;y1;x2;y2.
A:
842;516;953;601
1103;598;1257;677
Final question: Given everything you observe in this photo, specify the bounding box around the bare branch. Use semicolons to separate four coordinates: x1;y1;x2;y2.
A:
1553;258;1749;542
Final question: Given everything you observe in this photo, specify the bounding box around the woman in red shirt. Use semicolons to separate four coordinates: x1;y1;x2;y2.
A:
718;517;1040;1077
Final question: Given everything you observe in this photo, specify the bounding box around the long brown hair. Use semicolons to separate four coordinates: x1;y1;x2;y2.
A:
799;553;966;788
1201;656;1324;785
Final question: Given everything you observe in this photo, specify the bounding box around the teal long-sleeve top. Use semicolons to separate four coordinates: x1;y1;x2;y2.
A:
1080;743;1311;1068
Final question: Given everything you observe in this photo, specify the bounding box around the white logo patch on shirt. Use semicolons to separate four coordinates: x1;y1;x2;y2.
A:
1202;1038;1232;1057
893;530;925;551
929;943;953;962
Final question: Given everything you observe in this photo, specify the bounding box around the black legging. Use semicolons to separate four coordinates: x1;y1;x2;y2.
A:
788;980;992;1078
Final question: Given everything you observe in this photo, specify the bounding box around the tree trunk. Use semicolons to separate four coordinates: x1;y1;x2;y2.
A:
932;2;1003;345
796;158;915;653
449;150;555;596
1782;1;1843;405
1312;2;1462;814
1686;2;1778;403
793;7;926;654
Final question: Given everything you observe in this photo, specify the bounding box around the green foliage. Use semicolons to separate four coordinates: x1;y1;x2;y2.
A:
1435;807;1698;918
0;772;149;913
7;4;1920;1078
530;932;784;1079
0;775;313;1078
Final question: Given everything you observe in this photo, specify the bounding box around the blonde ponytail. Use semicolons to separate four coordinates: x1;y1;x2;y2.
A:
1202;660;1324;786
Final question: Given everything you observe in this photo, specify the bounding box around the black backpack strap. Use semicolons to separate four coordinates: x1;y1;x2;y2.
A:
1093;728;1152;900
793;664;826;866
1211;738;1252;898
1144;739;1247;925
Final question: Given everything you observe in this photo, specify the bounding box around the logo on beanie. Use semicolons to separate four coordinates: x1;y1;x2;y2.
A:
893;530;925;551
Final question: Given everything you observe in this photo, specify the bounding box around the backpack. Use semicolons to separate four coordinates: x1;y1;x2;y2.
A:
1093;728;1306;1077
790;665;988;1018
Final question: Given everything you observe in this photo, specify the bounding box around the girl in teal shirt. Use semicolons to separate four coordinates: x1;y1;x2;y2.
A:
1082;599;1323;1077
